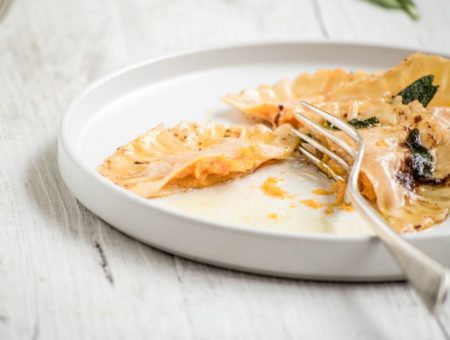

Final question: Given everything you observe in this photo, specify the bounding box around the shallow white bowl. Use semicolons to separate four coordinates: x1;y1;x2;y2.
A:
58;41;450;281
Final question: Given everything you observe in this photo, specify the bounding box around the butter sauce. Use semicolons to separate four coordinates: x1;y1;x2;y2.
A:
156;159;374;235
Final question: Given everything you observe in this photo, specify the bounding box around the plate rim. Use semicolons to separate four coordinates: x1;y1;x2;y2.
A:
59;40;450;243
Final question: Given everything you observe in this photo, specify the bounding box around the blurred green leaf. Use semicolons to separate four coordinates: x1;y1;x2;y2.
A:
368;0;402;8
367;0;420;20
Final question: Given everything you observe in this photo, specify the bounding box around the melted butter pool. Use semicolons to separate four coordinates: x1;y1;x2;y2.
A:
155;159;374;235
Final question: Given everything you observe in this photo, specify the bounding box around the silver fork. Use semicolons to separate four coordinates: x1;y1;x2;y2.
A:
292;100;450;314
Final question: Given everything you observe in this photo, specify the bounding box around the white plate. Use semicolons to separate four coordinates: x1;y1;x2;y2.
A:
58;41;450;281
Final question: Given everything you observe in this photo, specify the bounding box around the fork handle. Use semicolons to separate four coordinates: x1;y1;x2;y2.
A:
352;192;450;313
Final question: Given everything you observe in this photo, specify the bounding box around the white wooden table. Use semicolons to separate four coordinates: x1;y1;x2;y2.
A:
2;0;450;339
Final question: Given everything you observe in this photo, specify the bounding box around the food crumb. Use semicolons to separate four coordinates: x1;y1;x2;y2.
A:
325;206;334;214
300;199;324;209
261;177;290;199
376;139;388;147
331;181;346;204
339;203;354;212
312;188;333;195
267;213;281;219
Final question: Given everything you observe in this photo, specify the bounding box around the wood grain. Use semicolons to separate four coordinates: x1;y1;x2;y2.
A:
1;0;450;339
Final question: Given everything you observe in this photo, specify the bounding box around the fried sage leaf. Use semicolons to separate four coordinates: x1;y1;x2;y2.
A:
325;117;379;130
348;117;380;129
397;75;438;107
405;128;434;179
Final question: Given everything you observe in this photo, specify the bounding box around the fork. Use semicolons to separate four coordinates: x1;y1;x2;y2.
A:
292;100;450;314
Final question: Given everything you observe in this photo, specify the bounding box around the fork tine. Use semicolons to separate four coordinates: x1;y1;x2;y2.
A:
294;109;356;158
297;146;345;182
294;101;361;204
291;129;350;171
299;100;362;144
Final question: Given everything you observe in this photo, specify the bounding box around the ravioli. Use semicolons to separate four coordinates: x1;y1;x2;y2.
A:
329;53;450;106
223;53;450;126
99;122;298;198
223;69;370;126
223;53;450;232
